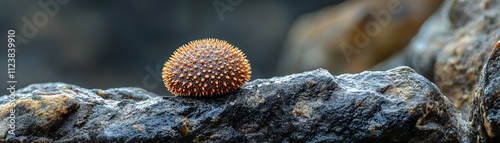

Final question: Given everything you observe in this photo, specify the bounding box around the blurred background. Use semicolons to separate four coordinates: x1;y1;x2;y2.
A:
0;0;347;95
0;0;445;96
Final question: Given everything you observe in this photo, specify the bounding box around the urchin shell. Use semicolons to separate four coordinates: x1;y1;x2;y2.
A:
162;38;251;96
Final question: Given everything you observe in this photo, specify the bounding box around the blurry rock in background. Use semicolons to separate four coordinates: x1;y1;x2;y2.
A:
433;0;499;118
374;0;500;118
434;0;500;117
1;0;497;119
278;0;444;75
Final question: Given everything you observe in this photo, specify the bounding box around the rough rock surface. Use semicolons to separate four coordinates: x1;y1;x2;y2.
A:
0;67;470;142
374;0;500;117
470;41;500;142
433;0;500;118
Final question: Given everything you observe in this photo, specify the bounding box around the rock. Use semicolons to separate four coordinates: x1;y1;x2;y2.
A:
0;67;470;142
373;0;500;117
277;0;444;75
432;0;500;118
470;41;500;142
371;0;454;80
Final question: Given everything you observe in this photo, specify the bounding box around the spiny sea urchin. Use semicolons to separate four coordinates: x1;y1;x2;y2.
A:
162;38;251;96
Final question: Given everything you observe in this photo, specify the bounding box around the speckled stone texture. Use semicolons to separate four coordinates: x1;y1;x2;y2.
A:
470;41;500;143
0;67;470;142
377;0;500;117
432;0;500;118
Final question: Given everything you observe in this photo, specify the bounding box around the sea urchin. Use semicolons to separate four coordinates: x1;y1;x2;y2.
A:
162;38;251;96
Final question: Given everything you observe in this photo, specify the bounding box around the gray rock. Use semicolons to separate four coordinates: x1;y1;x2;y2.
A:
470;41;500;142
0;66;470;142
374;0;500;117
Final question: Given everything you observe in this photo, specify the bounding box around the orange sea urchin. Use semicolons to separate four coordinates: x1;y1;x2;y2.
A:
162;38;251;96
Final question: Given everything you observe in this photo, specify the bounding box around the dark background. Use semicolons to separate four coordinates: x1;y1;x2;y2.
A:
0;0;345;95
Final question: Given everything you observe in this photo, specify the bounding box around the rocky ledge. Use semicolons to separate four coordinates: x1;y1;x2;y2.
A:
1;66;477;143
